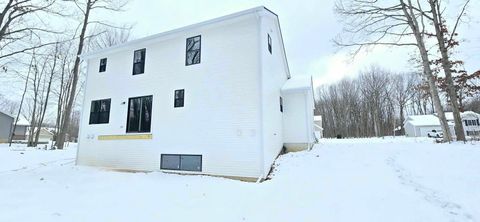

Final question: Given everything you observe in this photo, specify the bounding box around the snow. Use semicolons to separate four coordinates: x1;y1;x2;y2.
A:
444;111;480;121
406;114;446;126
1;138;479;222
281;75;312;93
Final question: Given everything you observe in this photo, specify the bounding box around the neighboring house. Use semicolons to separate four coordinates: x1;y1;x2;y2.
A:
444;111;480;137
404;115;454;137
313;115;323;139
0;111;14;143
77;7;315;181
26;127;54;143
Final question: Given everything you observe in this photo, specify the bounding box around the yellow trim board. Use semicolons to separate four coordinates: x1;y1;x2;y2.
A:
98;134;153;140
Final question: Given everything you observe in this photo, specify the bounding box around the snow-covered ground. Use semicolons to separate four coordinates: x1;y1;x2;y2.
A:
1;137;479;222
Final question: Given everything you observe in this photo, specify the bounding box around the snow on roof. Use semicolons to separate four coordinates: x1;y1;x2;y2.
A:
444;111;480;121
281;75;312;93
314;115;322;121
406;115;442;126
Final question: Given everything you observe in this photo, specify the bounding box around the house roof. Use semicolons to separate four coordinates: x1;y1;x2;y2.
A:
15;117;30;126
406;115;442;126
80;6;291;79
444;111;480;121
281;75;313;93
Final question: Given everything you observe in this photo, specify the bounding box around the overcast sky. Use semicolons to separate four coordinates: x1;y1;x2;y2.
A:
111;0;480;87
1;0;479;99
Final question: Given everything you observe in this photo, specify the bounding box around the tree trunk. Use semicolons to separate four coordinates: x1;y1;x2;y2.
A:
429;0;466;141
56;0;91;149
401;0;452;142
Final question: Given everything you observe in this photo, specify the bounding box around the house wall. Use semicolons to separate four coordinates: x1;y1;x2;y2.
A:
12;125;27;140
282;92;310;146
0;112;13;142
78;14;263;178
259;14;289;176
460;114;480;137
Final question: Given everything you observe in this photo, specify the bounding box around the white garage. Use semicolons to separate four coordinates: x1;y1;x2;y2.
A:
404;115;454;137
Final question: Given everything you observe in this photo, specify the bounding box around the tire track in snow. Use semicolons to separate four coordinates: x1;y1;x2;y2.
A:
386;156;475;222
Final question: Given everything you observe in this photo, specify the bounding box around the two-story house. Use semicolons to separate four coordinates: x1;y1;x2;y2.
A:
76;7;315;181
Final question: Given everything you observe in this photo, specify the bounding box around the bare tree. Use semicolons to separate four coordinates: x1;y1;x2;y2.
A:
56;0;128;149
335;0;454;141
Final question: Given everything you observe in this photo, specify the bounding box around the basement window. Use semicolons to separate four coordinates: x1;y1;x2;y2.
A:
126;95;152;133
268;34;272;54
186;35;201;66
99;58;107;72
174;89;185;108
133;48;146;75
161;154;202;172
89;99;111;124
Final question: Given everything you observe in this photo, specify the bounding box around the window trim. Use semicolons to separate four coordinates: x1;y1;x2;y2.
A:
174;89;185;108
89;98;111;125
99;58;107;72
160;154;202;172
132;48;146;75
185;35;201;66
126;95;153;133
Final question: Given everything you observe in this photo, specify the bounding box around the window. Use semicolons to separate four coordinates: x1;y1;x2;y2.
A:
161;154;202;172
280;97;283;112
186;35;201;66
465;120;468;126
268;34;272;54
99;58;107;72
174;89;184;108
126;95;152;133
133;49;146;75
89;99;111;124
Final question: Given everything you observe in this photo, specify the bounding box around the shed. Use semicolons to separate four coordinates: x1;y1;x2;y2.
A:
314;115;323;139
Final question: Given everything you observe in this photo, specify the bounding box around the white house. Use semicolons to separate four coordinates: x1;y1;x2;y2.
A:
0;111;13;143
404;115;454;137
77;7;315;181
444;111;480;137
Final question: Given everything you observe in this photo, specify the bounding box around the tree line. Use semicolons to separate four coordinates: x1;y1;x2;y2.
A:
0;0;131;148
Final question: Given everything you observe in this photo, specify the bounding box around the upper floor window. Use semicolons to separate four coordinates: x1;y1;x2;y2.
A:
127;95;152;133
99;58;107;72
133;49;146;75
89;99;111;124
186;36;201;66
268;34;272;54
174;89;185;108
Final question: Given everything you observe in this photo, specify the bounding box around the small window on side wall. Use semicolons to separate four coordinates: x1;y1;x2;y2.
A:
89;99;111;124
280;97;283;112
174;89;184;108
99;58;107;72
186;36;201;66
133;49;146;75
268;34;272;54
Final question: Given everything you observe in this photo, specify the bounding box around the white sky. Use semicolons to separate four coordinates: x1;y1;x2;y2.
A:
1;0;479;99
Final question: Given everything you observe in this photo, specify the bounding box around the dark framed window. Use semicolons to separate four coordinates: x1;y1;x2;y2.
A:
89;99;111;124
174;89;185;108
161;154;202;172
126;95;152;133
99;58;107;72
268;34;272;54
133;48;146;75
280;97;283;112
186;35;201;66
